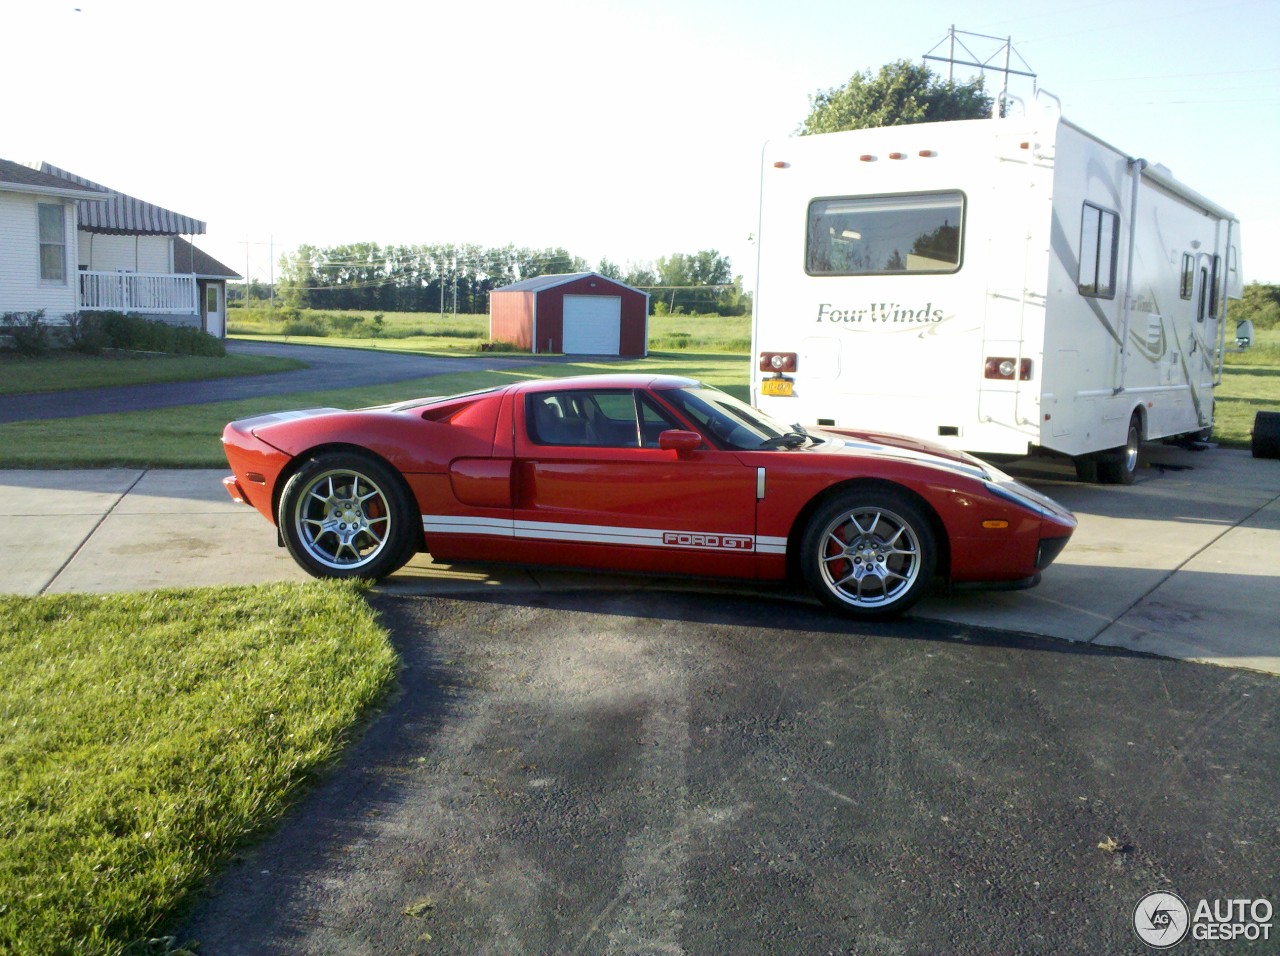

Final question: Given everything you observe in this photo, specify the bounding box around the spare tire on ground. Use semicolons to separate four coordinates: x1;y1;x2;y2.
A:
1252;411;1280;459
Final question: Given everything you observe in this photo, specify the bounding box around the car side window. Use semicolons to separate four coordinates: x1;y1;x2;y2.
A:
526;391;679;448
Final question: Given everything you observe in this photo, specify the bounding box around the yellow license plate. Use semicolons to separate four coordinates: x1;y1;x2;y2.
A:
761;378;794;397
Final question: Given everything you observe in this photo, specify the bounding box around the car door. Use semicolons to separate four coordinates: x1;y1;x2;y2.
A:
511;386;759;578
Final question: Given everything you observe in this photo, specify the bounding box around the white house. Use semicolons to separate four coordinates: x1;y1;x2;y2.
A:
0;158;239;338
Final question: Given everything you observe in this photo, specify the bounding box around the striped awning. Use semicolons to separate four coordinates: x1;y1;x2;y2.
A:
36;162;206;236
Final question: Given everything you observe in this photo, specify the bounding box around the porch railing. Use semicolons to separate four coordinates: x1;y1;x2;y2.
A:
78;271;199;315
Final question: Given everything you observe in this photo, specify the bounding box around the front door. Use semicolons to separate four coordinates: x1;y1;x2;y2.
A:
1191;254;1218;428
511;386;759;577
204;283;225;337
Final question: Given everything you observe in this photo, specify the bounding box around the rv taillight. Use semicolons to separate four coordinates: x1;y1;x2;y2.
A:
773;161;790;168
889;152;906;160
859;154;875;162
759;352;798;373
919;150;937;158
984;357;1033;381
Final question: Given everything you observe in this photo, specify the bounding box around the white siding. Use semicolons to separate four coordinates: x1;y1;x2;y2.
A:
0;192;78;319
79;231;172;273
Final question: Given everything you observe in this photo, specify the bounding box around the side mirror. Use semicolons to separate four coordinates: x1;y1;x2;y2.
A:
658;429;702;455
1235;319;1254;349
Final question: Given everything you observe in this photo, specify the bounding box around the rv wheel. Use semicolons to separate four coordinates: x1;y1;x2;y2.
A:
1253;411;1280;460
1072;456;1098;483
1097;414;1143;485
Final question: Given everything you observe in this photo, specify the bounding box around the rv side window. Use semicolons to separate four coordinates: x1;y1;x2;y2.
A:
1077;202;1119;299
1180;253;1194;300
805;191;964;276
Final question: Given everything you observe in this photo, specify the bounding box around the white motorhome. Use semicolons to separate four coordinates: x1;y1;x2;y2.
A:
751;98;1244;482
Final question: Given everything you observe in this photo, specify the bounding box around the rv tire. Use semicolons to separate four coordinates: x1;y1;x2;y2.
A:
1097;414;1143;485
1253;411;1280;459
1072;456;1098;483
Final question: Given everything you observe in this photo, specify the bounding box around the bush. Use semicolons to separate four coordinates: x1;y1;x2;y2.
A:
2;311;53;356
61;312;108;354
281;319;328;337
95;312;226;356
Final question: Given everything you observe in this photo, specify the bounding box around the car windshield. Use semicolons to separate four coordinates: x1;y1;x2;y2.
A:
662;385;807;450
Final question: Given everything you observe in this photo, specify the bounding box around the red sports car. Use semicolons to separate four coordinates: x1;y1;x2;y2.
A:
222;374;1076;619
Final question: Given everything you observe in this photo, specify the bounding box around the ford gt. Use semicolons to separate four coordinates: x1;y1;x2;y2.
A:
222;374;1076;619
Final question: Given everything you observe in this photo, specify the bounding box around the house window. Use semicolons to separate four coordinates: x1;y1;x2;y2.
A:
806;191;964;275
1077;202;1119;298
38;203;67;283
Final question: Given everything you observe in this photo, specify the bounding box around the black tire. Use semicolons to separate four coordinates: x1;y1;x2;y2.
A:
1073;456;1099;483
800;489;937;619
1252;411;1280;460
278;452;418;579
1097;414;1143;485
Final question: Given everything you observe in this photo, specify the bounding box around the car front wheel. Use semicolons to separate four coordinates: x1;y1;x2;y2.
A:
800;490;937;619
278;453;417;579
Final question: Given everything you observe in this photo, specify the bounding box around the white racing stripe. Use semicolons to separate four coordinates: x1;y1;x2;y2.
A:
422;515;788;556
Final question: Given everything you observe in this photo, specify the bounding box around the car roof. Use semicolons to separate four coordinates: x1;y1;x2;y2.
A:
510;374;701;393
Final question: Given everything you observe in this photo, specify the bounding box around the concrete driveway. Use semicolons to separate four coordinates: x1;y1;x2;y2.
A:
4;443;1277;675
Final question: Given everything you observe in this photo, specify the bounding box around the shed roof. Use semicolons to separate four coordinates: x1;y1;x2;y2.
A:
174;237;241;280
35;162;206;236
494;271;642;295
0;157;108;200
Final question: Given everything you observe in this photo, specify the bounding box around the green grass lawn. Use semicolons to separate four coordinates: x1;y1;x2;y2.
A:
228;308;752;355
0;352;305;395
0;580;396;955
0;352;752;468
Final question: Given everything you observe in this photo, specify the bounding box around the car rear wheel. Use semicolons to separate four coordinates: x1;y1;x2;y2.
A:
800;490;937;619
278;453;417;579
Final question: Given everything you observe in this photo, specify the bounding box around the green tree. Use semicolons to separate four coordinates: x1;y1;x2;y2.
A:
1233;283;1280;330
277;245;320;309
653;250;736;315
800;60;992;135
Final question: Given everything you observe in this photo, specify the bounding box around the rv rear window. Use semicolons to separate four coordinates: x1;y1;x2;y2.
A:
805;192;964;276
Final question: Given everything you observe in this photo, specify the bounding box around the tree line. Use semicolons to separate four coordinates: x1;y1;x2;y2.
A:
257;242;750;317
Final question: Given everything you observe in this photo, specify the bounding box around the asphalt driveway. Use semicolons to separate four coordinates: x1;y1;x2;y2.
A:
0;340;551;423
176;590;1280;955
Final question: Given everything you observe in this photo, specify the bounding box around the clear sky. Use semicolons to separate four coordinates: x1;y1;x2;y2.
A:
7;0;1279;288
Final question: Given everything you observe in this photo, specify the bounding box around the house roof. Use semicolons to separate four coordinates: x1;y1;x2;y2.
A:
35;162;206;236
0;157;109;200
174;237;241;280
495;271;641;294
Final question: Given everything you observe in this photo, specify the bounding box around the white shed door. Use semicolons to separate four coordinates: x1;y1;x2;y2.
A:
562;295;621;355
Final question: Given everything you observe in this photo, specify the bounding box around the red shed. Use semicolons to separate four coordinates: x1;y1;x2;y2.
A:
489;272;649;357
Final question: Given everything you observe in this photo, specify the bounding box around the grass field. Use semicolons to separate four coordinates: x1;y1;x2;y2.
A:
227;307;752;354
0;351;304;395
0;351;751;468
0;581;395;955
